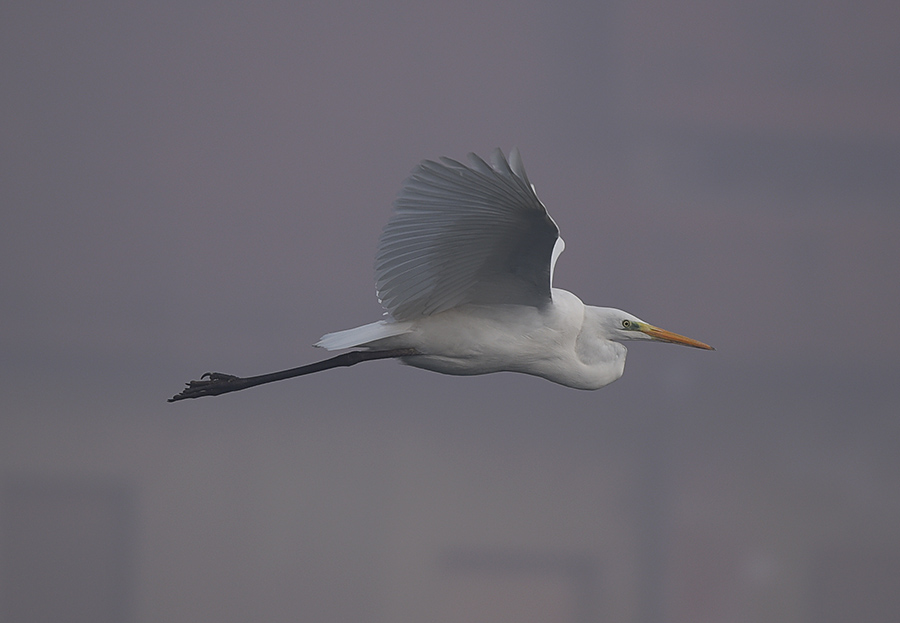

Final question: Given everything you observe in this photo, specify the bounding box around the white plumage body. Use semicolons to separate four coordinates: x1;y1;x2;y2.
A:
318;288;628;390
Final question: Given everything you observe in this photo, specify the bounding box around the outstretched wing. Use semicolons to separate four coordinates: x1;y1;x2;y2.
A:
375;148;564;321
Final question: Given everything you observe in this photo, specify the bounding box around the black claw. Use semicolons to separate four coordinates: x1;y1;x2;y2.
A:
168;371;247;402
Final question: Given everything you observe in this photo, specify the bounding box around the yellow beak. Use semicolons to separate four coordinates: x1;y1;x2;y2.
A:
640;324;715;350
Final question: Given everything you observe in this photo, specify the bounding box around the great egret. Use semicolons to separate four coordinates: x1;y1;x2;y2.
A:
170;149;712;402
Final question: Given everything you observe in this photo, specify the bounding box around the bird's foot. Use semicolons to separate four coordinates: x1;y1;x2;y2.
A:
168;372;246;402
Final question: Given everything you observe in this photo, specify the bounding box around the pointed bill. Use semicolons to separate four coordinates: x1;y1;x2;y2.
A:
640;324;715;350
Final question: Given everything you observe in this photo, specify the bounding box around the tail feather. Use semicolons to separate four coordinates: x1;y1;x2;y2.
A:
315;320;412;351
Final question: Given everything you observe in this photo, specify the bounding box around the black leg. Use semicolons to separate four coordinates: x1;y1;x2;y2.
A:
168;348;418;402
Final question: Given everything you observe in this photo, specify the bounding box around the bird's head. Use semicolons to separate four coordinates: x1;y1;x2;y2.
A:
595;308;714;350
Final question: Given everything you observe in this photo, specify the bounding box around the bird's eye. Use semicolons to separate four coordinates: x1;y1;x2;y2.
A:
622;319;632;329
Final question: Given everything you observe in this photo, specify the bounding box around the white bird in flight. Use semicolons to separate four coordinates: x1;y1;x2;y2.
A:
170;148;712;402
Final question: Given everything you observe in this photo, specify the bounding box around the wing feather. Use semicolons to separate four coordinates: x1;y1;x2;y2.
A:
374;148;562;320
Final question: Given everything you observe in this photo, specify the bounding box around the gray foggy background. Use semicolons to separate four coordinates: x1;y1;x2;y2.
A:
2;2;899;622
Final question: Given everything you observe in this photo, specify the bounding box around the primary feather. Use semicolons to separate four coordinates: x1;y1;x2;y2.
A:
374;148;561;320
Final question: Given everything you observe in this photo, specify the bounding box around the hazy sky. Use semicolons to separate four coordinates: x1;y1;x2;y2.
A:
2;2;899;621
3;2;898;385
